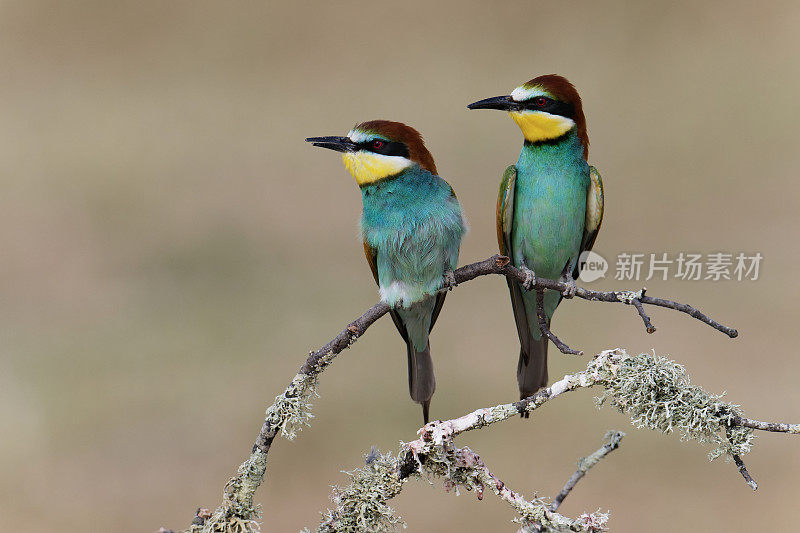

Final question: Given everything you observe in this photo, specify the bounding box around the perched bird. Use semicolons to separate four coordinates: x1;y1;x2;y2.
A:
467;75;604;407
306;120;466;423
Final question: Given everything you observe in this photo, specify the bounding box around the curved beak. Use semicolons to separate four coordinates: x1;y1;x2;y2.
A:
467;95;517;111
305;136;358;152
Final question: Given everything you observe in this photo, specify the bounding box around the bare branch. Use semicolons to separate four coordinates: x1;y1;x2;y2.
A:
732;416;800;434
636;292;737;338
456;256;737;337
630;295;656;334
551;431;625;512
725;426;758;490
731;453;758;491
536;289;583;355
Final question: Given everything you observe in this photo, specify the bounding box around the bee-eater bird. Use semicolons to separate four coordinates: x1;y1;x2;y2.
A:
467;75;604;408
306;120;466;423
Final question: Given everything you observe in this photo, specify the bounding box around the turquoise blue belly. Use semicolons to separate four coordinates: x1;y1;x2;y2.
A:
511;135;589;339
511;169;586;280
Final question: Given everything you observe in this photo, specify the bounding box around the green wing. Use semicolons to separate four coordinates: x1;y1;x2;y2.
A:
496;165;533;355
583;166;605;253
496;165;517;257
574;166;604;279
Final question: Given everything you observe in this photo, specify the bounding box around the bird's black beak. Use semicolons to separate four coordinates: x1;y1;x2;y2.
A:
467;95;517;111
305;136;358;152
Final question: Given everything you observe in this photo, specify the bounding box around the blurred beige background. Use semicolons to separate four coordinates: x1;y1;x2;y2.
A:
1;1;799;531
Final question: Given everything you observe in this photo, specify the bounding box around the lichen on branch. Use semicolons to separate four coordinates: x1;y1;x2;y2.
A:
316;449;406;533
164;255;800;533
269;372;320;441
309;348;774;532
595;351;754;460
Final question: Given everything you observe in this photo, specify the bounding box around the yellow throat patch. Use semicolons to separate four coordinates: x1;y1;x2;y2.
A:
509;110;575;143
342;151;412;186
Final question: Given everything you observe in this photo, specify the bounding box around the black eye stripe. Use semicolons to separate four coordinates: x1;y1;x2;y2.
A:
521;97;575;119
359;139;410;158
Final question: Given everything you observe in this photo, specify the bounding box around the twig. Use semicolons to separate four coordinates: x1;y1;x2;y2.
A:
551;431;625;512
448;446;608;532
726;426;758;490
732;416;800;434
732;453;758;491
535;289;583;355
482;256;738;338
637;293;736;337
631;297;656;333
722;425;758;491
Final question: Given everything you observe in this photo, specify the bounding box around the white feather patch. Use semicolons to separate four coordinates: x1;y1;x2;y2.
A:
510;85;551;102
379;281;411;305
347;128;372;143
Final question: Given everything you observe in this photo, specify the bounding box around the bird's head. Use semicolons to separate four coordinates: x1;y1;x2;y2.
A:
306;120;437;187
468;74;588;158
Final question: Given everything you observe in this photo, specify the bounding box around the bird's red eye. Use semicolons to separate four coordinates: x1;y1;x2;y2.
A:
534;97;547;107
372;140;384;149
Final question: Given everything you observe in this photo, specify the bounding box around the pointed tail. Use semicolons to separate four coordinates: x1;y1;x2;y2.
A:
517;334;548;418
407;340;435;424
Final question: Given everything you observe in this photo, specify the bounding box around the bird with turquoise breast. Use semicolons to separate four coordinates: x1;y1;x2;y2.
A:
306;120;467;423
468;75;604;408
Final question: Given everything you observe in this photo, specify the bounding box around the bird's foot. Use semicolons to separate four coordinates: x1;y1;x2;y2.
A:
562;271;577;299
520;265;537;291
442;270;457;291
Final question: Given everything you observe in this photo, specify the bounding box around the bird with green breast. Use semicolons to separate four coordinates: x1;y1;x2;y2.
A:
306;120;466;423
468;75;604;409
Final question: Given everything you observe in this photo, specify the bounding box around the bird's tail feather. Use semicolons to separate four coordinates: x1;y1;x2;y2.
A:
407;340;435;424
517;333;548;418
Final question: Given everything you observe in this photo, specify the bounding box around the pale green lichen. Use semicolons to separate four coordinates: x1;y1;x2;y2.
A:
518;509;610;533
267;373;319;441
596;351;754;460
316;448;406;532
614;290;643;304
201;515;260;533
420;443;606;532
418;443;485;496
200;452;266;532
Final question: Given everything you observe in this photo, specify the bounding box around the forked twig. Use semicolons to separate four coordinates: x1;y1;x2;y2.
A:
551;431;626;511
535;289;583;355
